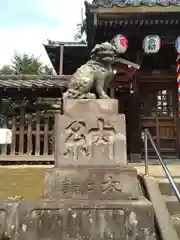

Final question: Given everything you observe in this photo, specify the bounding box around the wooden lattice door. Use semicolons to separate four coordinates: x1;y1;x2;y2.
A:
140;83;178;158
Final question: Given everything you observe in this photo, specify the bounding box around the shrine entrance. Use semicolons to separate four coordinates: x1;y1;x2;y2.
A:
140;81;179;159
108;74;179;161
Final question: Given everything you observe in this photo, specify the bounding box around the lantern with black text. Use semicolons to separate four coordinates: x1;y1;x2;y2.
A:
143;35;161;54
111;34;128;53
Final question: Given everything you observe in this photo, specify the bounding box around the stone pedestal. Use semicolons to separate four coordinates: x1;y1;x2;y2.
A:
44;166;140;200
54;99;127;166
43;99;156;240
16;199;155;240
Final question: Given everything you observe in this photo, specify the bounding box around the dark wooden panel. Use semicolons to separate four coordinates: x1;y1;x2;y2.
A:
140;83;179;158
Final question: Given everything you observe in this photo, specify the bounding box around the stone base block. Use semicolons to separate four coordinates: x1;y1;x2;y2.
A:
55;99;127;167
0;201;18;239
63;99;119;116
44;166;142;200
16;199;156;240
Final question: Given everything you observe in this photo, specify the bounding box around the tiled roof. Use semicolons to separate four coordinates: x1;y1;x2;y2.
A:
0;75;70;88
88;0;180;7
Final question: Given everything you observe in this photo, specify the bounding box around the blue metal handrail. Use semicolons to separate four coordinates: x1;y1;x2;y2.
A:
143;128;180;202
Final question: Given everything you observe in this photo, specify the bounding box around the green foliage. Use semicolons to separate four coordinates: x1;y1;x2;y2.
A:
0;53;55;115
0;52;54;75
0;65;13;74
11;52;43;75
42;65;54;75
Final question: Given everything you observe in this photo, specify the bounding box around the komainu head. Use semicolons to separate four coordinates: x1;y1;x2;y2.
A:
90;42;118;64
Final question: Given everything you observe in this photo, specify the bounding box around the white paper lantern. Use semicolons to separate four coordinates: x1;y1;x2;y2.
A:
143;35;161;54
111;34;128;53
175;36;180;53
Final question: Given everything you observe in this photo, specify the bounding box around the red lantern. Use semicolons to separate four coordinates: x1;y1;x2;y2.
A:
111;34;128;54
143;35;161;54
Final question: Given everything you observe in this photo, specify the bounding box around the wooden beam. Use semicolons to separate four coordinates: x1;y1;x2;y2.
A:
114;58;140;69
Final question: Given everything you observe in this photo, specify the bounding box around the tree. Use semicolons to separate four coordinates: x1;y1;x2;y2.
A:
11;52;42;74
0;65;13;74
11;52;54;75
0;52;55;113
0;52;54;75
42;65;54;75
74;19;87;42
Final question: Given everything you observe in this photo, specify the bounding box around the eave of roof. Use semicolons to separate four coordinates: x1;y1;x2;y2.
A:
0;75;70;89
88;0;180;8
85;0;180;14
44;44;89;75
44;40;87;47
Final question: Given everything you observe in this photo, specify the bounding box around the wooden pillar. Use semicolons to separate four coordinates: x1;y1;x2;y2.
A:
128;76;142;162
59;44;64;75
177;118;180;159
110;87;115;98
175;86;180;158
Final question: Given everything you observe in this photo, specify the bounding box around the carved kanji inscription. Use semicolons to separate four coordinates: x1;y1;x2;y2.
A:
100;176;122;195
63;118;125;162
55;101;127;166
63;121;90;161
58;175;125;198
87;118;116;160
61;177;81;194
87;181;95;192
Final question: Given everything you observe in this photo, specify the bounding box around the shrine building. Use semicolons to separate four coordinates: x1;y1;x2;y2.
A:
44;0;180;162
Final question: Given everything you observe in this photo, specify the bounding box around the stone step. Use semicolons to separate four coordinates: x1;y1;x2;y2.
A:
154;178;180;239
157;178;180;196
171;215;180;239
165;197;180;216
142;175;179;240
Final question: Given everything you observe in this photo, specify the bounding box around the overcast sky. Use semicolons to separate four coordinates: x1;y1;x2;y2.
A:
0;0;90;68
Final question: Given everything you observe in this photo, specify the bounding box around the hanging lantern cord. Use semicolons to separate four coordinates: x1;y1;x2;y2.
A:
176;53;180;117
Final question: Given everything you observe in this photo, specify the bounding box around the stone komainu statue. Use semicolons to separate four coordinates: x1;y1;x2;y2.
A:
63;42;118;99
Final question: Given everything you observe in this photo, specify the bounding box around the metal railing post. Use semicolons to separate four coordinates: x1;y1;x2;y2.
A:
144;130;149;175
